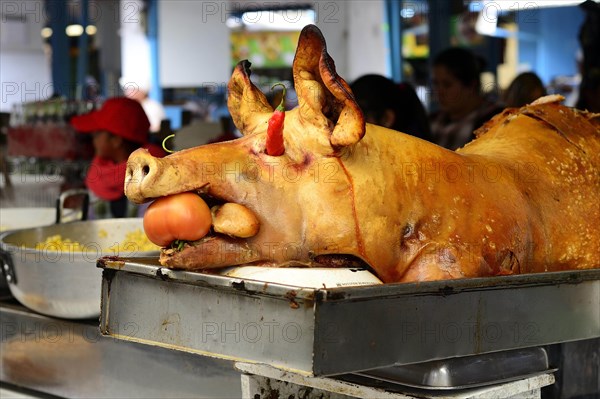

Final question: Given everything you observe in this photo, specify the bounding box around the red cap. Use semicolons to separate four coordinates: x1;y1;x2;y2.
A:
71;97;150;144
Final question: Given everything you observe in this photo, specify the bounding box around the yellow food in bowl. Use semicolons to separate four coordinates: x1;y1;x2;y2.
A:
118;229;161;252
34;235;89;252
34;229;160;253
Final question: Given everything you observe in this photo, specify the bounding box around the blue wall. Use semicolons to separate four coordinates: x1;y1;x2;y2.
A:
518;6;584;85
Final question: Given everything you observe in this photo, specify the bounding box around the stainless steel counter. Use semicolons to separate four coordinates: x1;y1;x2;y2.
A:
0;298;241;398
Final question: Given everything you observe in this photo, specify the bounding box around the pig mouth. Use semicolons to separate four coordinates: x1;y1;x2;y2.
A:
160;234;370;271
158;191;264;269
158;192;371;272
159;235;262;270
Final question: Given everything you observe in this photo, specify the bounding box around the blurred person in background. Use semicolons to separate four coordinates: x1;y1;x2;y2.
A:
429;47;503;150
503;72;547;108
576;0;600;113
120;76;167;136
71;97;166;218
350;74;433;142
577;68;600;113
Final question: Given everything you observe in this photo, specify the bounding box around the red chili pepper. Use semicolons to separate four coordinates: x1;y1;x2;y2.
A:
266;83;286;156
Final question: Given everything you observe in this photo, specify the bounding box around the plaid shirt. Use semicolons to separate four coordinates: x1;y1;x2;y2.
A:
430;100;503;150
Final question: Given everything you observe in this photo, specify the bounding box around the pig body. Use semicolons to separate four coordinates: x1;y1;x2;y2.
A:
125;25;599;283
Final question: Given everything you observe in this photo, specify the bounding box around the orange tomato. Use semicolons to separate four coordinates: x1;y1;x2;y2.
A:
143;193;212;247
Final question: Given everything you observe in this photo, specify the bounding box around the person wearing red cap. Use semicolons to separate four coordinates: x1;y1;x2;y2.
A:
71;97;166;218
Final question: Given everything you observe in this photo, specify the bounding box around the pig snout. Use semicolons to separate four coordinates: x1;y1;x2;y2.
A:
125;148;165;203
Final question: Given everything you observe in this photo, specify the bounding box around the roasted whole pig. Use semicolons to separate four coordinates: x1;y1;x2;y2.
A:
125;25;600;283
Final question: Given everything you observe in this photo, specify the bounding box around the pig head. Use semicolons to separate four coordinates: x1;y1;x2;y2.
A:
125;25;600;283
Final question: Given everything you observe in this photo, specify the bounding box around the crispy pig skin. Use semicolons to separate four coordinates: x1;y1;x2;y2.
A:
125;25;600;283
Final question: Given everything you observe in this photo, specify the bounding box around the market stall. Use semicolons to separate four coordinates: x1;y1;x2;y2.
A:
1;17;599;399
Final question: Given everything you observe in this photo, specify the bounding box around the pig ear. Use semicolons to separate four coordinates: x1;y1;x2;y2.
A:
293;25;365;147
227;60;273;135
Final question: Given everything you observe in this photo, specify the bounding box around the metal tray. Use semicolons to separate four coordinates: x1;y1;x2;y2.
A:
356;347;555;390
98;257;600;377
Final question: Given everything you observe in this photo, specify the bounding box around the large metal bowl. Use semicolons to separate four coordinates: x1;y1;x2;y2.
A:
0;207;82;232
0;208;57;232
0;218;159;319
